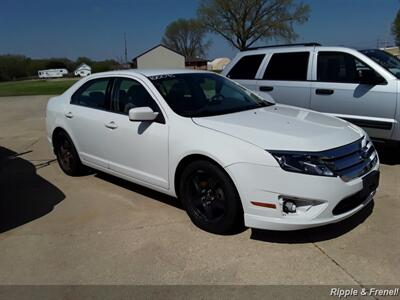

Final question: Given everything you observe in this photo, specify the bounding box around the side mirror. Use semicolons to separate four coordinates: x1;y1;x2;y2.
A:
128;107;159;122
359;69;386;85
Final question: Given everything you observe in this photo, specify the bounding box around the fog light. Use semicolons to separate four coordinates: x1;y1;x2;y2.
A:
283;201;297;213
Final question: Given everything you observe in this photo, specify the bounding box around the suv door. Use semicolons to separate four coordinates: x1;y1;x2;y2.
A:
67;77;113;168
257;51;312;108
310;51;397;140
105;77;169;189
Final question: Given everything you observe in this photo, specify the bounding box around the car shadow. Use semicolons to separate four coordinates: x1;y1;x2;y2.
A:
374;143;399;165
95;171;373;239
94;172;183;210
250;200;374;244
95;172;248;235
0;146;65;234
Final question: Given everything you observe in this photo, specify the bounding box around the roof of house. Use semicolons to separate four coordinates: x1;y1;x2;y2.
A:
131;44;184;61
75;63;91;70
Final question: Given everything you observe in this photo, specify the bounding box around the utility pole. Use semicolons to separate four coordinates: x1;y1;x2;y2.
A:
124;32;128;64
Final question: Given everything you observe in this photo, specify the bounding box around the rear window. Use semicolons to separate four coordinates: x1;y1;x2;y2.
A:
263;52;310;81
227;54;265;80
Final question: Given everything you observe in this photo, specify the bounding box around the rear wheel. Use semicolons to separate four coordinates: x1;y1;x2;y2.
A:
54;131;85;176
179;160;244;234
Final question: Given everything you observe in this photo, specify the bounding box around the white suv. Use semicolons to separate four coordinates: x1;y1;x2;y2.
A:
46;69;379;234
222;43;400;146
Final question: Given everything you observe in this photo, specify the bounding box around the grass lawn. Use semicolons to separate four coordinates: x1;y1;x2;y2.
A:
0;79;79;97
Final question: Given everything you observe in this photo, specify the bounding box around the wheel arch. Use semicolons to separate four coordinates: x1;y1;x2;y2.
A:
174;153;245;233
51;127;76;153
174;154;237;199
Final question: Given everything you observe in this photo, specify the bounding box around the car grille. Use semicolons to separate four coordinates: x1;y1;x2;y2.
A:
332;170;379;215
320;137;378;182
332;190;367;215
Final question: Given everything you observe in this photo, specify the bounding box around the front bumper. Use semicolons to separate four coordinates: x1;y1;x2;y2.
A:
226;160;379;231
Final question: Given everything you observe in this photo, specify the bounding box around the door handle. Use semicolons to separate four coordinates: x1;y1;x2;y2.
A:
65;112;73;119
105;121;118;129
316;89;334;95
259;86;274;92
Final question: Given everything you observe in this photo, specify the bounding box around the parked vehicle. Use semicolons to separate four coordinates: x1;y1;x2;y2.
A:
222;43;400;146
46;69;379;233
38;68;68;79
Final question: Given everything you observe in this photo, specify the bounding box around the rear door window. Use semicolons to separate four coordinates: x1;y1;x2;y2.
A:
227;54;265;80
263;52;310;81
71;78;112;110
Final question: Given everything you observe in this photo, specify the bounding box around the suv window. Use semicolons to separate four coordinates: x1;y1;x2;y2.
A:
317;51;381;83
263;52;310;81
71;78;111;110
227;54;265;80
112;78;160;114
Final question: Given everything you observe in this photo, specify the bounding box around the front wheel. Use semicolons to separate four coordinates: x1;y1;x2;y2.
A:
179;160;244;234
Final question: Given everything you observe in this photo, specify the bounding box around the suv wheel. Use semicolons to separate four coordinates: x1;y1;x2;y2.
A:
179;160;244;234
54;131;85;176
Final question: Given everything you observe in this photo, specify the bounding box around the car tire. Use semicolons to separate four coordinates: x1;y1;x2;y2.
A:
54;131;85;176
179;160;244;234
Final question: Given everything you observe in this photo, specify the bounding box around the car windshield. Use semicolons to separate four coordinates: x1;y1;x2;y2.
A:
361;49;400;78
148;73;273;117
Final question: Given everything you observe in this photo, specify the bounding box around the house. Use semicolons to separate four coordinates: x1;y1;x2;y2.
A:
131;44;185;69
74;63;91;77
38;68;68;79
185;57;208;70
207;58;231;71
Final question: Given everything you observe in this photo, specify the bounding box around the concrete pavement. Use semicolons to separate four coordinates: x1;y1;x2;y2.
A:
0;96;399;286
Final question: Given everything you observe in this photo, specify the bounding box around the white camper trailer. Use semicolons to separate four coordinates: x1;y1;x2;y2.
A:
74;63;91;77
38;69;68;79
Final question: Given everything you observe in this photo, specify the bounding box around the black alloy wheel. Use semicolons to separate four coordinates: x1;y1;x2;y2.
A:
180;160;243;234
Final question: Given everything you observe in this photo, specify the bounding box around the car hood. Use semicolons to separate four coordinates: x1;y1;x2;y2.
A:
192;104;364;152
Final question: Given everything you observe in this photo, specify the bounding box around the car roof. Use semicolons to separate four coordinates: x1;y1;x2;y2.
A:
91;69;211;78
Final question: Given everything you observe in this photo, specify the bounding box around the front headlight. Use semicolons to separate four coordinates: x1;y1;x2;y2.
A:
269;151;335;177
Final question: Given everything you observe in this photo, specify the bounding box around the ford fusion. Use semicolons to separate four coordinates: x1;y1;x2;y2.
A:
46;70;380;234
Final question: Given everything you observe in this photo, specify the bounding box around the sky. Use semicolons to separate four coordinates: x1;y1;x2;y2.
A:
0;0;398;61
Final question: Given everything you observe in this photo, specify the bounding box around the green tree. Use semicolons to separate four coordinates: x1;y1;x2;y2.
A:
0;55;31;81
162;18;210;58
91;60;119;73
75;56;93;67
392;9;400;46
45;58;72;71
198;0;310;51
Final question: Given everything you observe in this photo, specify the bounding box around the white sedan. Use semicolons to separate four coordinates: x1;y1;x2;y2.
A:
46;69;379;234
